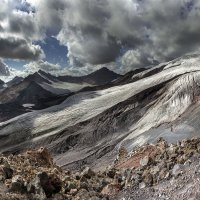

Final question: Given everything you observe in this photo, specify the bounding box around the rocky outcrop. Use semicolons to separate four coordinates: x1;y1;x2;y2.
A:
0;137;199;200
116;137;200;199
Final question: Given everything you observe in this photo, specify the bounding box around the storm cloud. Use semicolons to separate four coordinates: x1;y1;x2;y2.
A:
0;35;44;60
2;0;200;73
0;0;44;61
25;0;200;71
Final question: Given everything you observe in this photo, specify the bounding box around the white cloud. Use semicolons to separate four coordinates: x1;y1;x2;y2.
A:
24;60;62;74
2;0;200;74
0;59;10;76
27;0;200;71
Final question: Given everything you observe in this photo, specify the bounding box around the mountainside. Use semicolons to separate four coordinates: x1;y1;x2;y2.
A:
0;67;119;122
0;67;120;105
112;68;146;85
57;67;121;85
6;76;24;87
0;79;4;90
15;81;56;105
0;79;4;85
1;53;200;171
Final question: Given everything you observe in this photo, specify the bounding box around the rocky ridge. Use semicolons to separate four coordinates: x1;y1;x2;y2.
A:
0;137;199;199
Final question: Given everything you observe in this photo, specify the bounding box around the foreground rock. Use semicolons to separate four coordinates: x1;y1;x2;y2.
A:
116;137;200;199
0;137;200;199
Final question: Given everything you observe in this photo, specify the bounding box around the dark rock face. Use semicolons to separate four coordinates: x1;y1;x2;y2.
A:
82;67;121;85
6;76;23;87
1;167;13;180
0;166;13;181
112;68;146;85
0;63;10;76
15;81;55;104
57;67;121;85
0;79;4;85
0;79;5;90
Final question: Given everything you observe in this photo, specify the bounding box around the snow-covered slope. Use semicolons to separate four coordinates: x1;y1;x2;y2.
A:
0;67;120;104
1;53;200;170
39;81;92;95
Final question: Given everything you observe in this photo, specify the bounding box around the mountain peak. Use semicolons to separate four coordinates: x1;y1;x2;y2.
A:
96;67;111;72
38;69;49;75
25;72;52;84
0;79;4;85
84;67;121;85
90;67;118;75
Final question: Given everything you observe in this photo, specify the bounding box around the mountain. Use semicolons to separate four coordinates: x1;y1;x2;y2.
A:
57;67;122;85
81;67;122;85
0;67;121;104
25;71;52;84
6;76;24;87
0;67;121;122
112;68;146;85
15;81;56;104
0;79;4;85
0;79;4;88
0;63;10;76
38;70;60;82
1;53;200;171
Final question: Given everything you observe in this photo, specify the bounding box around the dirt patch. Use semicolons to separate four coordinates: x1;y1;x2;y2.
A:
115;141;165;169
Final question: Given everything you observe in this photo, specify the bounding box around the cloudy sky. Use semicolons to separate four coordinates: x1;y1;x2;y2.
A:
1;0;200;79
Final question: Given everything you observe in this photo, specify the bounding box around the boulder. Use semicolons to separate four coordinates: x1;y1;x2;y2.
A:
28;171;62;198
70;188;78;196
101;183;121;196
150;166;160;176
172;164;183;178
65;181;77;193
142;170;153;186
75;189;90;200
106;168;116;179
9;175;26;194
81;167;95;179
0;166;13;181
78;181;89;191
140;156;150;167
139;182;146;189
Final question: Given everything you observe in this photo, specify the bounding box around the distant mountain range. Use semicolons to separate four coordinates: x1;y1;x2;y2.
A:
51;67;121;85
0;67;121;121
6;76;24;87
0;80;5;91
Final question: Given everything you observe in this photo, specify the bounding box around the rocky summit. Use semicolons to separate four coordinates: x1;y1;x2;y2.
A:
0;137;199;200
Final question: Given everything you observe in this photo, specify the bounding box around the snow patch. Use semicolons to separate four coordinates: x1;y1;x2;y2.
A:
22;104;35;108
